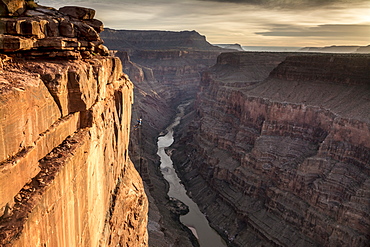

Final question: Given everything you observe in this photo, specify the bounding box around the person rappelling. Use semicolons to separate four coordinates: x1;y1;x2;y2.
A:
134;117;142;129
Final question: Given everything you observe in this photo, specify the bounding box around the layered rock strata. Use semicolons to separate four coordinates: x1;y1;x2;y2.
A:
101;29;223;53
172;52;370;246
0;0;106;58
0;2;147;246
102;29;230;246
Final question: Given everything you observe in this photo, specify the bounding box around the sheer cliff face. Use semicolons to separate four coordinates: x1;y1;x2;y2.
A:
0;2;147;246
173;52;370;246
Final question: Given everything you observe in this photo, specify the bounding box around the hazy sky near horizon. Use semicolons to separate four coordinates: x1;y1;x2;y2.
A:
38;0;370;47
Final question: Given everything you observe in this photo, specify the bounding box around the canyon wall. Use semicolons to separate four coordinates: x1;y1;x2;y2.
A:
101;29;222;53
172;52;370;246
0;2;147;246
102;29;231;246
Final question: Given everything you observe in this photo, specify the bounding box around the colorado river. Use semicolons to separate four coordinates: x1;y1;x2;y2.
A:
157;103;227;247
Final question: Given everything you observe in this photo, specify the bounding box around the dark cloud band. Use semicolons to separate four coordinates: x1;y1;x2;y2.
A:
199;0;368;8
256;24;370;38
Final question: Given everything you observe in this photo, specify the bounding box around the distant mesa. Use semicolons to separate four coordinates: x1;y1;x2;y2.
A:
100;28;227;53
214;43;244;51
300;45;370;53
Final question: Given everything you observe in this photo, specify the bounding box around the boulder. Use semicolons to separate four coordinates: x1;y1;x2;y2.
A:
72;21;99;41
0;0;26;17
59;6;95;20
0;34;34;51
59;19;75;37
84;19;104;33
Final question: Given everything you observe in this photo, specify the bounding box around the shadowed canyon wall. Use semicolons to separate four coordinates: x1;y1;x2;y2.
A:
0;1;147;246
101;29;231;246
172;52;370;246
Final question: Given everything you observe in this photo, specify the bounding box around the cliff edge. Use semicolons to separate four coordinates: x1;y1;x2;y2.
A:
0;1;148;246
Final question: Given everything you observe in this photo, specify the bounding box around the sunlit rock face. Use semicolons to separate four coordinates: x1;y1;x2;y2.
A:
0;2;148;246
0;0;106;58
172;52;370;247
0;0;25;16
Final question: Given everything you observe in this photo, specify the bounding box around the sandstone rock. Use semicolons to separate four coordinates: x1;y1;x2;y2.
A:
0;55;147;246
35;37;77;49
94;44;109;56
0;18;22;34
0;0;25;17
0;113;80;217
0;4;107;56
84;19;104;33
24;9;47;16
0;66;60;163
0;34;34;51
44;18;59;36
34;6;58;16
59;19;75;37
59;6;95;20
72;21;99;41
0;3;148;247
21;18;47;38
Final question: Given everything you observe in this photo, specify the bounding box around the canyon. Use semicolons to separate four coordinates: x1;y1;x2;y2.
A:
0;1;369;247
101;28;231;246
102;27;370;246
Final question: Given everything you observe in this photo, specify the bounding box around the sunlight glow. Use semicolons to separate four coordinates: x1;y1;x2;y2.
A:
37;0;370;47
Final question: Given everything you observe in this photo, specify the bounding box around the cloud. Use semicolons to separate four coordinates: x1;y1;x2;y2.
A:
256;24;370;38
198;0;369;9
37;0;370;46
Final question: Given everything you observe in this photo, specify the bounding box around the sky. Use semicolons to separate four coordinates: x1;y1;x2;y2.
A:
38;0;370;47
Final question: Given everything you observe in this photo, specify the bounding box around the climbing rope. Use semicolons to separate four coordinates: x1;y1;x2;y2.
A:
133;104;143;175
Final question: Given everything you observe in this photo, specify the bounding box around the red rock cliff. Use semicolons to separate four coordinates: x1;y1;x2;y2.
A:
0;1;148;246
172;52;370;246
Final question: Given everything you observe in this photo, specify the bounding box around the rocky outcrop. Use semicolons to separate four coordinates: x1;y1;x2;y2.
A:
0;2;148;246
172;52;370;246
0;1;106;58
0;0;25;16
